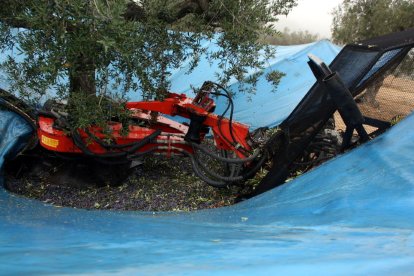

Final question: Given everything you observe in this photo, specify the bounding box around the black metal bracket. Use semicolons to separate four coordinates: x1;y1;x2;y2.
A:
322;71;370;150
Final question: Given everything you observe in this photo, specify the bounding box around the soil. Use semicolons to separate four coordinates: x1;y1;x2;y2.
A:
3;151;247;211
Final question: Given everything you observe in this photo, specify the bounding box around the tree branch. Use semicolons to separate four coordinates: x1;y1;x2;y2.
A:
0;1;213;29
124;0;212;24
123;1;147;21
0;0;33;28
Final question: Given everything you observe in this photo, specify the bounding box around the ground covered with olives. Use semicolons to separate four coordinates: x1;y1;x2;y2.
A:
4;153;251;211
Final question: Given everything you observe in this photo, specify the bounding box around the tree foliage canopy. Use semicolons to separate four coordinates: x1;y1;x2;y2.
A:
0;0;297;107
332;0;414;44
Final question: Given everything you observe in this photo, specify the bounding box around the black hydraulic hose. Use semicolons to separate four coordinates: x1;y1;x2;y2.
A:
72;131;127;158
129;142;265;187
210;83;243;151
78;138;268;188
221;150;241;178
193;153;244;182
190;151;268;188
189;156;230;188
209;84;251;155
146;144;229;188
191;142;261;163
192;149;268;182
72;129;161;158
229;163;240;178
85;129;154;150
101;129;161;155
212;93;236;138
145;144;235;188
211;92;232;138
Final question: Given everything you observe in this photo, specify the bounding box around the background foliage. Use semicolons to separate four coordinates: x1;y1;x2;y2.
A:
332;0;414;44
262;27;319;46
332;0;414;79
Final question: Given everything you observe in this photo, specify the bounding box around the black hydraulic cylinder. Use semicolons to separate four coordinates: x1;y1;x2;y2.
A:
323;72;369;143
184;113;207;144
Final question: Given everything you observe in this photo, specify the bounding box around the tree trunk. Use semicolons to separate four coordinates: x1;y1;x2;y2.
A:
69;55;96;96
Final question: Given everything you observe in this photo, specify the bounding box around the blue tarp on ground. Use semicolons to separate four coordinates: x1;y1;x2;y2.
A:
1;40;414;274
1;101;414;275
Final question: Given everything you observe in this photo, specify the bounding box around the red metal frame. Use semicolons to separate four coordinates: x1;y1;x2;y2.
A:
38;92;252;159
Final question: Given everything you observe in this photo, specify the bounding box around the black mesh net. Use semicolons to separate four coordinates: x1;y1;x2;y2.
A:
335;47;414;134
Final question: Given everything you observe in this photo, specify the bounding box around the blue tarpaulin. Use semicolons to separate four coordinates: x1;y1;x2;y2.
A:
1;41;414;274
169;40;341;129
1;102;414;275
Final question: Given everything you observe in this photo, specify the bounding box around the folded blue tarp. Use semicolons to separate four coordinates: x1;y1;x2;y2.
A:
1;100;414;274
170;40;341;129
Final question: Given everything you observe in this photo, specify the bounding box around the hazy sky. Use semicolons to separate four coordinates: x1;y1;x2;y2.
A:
276;0;343;39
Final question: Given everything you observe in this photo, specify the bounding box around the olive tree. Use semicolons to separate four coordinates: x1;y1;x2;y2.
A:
0;0;297;128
